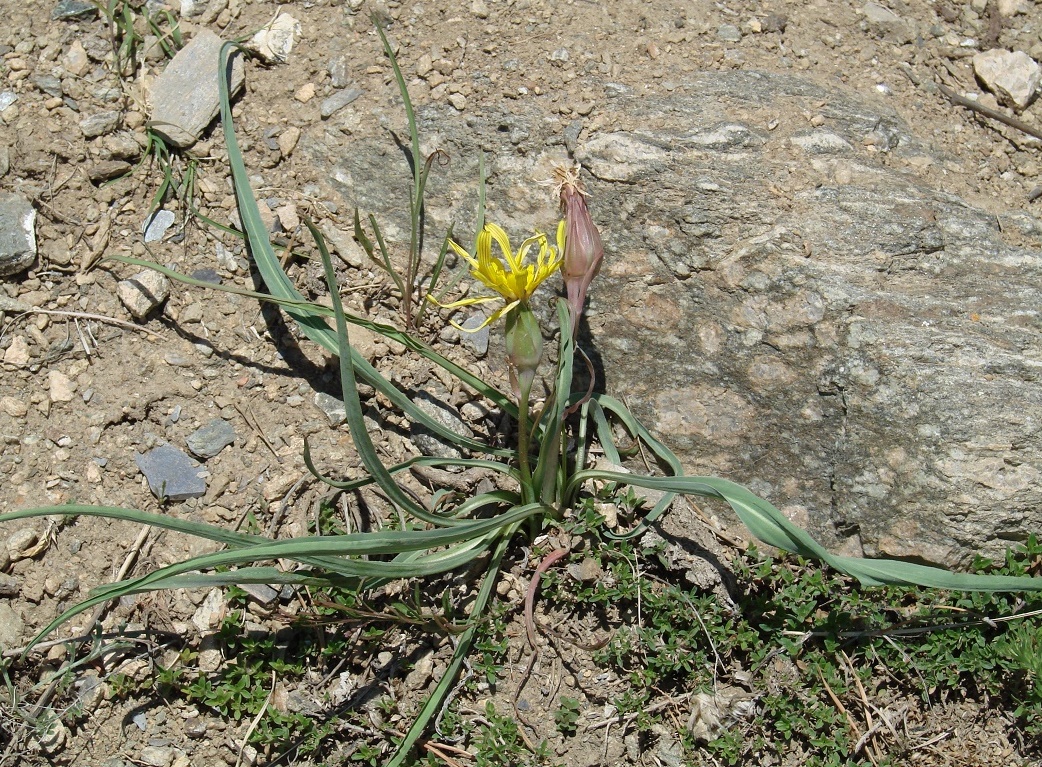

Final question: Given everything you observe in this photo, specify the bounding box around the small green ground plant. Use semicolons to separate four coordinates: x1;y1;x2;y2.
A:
540;512;1042;764
4;18;1042;767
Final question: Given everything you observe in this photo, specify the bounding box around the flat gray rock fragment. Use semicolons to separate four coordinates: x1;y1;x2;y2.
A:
143;209;176;243
320;87;363;119
79;110;121;138
135;445;206;500
51;0;97;19
186;418;237;459
314;392;347;426
0;193;37;278
150;30;245;148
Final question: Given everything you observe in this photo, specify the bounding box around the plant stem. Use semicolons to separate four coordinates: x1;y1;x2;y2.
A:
517;378;535;504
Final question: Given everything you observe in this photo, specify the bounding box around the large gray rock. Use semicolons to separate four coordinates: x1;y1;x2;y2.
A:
305;71;1042;568
0;193;37;277
149;30;245;148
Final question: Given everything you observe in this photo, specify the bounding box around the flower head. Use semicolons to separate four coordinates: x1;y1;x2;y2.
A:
436;222;562;329
553;164;603;338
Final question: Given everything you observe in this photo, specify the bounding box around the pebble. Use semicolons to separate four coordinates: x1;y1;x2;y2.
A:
240;583;279;605
320;86;364;118
314;391;346;426
277;126;300;156
0;396;26;417
117;269;171;319
63;39;90;76
135;444;207;500
458;313;490;356
51;0;97;19
6;528;38;558
48;370;76;402
0;92;16;112
0;192;37;277
33;75;62;98
139;745;175;767
143;209;176;243
470;0;489;18
88;160;132;183
717;24;742;42
0;573;19;597
150;30;245;148
294;83;316;103
973;49;1041;110
3;336;29;366
79;110;121;138
248;12;301;64
186;418;236;459
448;92;467;111
410;391;472;459
328;54;350;88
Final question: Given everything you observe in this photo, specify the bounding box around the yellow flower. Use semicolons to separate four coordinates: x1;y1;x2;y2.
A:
435;222;562;329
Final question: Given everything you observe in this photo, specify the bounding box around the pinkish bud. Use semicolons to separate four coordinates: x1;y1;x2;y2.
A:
556;165;603;338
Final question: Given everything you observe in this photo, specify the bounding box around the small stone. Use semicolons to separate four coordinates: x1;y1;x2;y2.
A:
0;93;17;112
143;209;176;243
247;12;300;64
318;223;365;268
150;30;245;148
33;75;63;99
717;24;742;42
62;39;90;76
118;269;171;319
276;203;299;231
135;444;207;500
861;2;913;44
448;92;467;111
190;268;222;284
458;313;490;357
294;83;316;102
320;87;363;118
470;0;489;18
314;391;346;426
6;528;38;558
328;54;350;88
410;391;472;459
191;588;225;631
139;745;174;767
0;145;9;177
3;336;29;367
762;12;788;32
48;371;76;403
79;110;121;138
0;573;19;597
240;583;278;605
51;0;97;20
0;396;27;417
186;418;236;459
973;49;1042;110
0;192;37;277
278;126;300;156
88;160;132;184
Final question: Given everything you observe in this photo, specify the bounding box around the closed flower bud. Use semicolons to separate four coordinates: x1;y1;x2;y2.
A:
504;303;543;394
555;164;603;338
